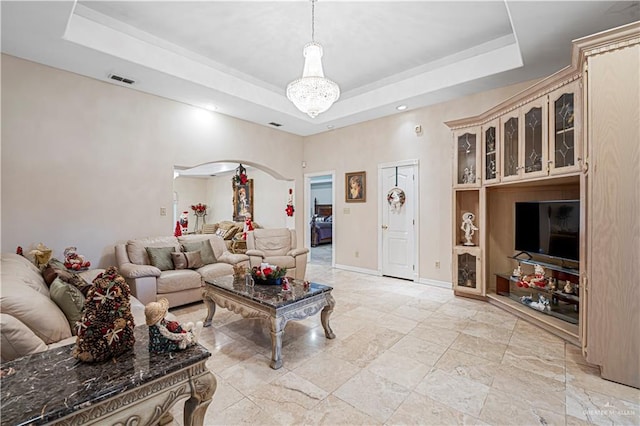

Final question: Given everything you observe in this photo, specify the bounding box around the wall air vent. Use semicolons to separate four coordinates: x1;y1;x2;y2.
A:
108;74;135;85
268;122;282;127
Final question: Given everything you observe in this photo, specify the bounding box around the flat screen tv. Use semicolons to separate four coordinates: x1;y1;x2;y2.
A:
515;200;580;262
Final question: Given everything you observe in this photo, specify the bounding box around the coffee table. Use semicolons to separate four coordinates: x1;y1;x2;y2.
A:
0;326;216;426
202;276;335;369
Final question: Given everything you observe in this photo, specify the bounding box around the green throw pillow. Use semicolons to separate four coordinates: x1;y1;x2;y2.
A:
50;277;85;334
182;240;216;265
145;246;176;271
171;251;204;270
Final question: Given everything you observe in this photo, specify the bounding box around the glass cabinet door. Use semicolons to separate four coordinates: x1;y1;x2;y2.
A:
549;80;582;175
453;246;482;295
522;98;548;178
454;130;480;187
482;120;500;184
502;114;519;181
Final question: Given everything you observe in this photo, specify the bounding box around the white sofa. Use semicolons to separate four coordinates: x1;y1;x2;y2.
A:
115;234;249;308
0;253;149;362
245;229;309;280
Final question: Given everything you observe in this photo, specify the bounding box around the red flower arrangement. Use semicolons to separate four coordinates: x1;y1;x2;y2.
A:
232;163;248;185
190;203;207;216
250;264;287;282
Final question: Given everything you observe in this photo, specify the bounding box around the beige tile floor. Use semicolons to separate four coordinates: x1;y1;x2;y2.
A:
169;265;639;425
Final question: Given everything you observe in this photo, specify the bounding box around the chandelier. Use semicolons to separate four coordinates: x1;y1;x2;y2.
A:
286;0;340;118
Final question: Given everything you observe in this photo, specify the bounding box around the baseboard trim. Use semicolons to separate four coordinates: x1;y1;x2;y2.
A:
333;264;381;276
416;278;452;289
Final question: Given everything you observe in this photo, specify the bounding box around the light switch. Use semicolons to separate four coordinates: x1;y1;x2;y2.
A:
160;207;167;216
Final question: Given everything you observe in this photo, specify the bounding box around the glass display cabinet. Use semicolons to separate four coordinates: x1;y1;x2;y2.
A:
453;246;482;296
549;80;582;175
501;113;519;182
454;129;480;188
522;98;548;179
482;119;500;184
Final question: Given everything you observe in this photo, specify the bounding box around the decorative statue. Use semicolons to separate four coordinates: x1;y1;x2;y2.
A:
461;212;478;246
145;298;201;354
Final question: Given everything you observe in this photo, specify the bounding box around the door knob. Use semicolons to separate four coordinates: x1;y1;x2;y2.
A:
382;225;388;229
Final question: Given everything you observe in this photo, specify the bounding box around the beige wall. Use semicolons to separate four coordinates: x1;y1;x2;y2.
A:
1;55;303;267
303;80;536;282
1;53;535;284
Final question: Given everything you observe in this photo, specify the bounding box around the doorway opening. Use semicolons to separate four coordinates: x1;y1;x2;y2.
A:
305;172;335;266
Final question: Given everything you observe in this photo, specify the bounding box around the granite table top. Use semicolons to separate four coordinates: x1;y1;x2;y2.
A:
0;326;211;426
204;275;333;310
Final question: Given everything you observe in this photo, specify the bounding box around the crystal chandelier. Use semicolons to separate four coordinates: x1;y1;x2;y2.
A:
286;0;340;118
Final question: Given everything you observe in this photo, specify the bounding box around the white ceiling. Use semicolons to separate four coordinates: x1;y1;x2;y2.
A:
2;1;639;137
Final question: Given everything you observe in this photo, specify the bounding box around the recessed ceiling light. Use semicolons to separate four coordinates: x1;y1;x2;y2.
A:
396;105;408;111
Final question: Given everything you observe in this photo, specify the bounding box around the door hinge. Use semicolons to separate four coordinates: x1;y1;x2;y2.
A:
412;265;415;271
413;219;415;225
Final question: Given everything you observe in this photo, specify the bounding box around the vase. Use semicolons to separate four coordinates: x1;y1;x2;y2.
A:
252;275;282;286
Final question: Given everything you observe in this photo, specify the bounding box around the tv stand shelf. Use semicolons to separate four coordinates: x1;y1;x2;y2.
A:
496;273;579;325
510;254;579;276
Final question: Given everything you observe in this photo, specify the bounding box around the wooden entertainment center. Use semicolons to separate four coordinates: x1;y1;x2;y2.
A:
446;23;639;389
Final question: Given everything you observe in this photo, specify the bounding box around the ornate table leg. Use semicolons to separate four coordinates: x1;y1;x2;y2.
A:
202;290;216;327
184;370;217;426
269;316;286;369
321;293;336;339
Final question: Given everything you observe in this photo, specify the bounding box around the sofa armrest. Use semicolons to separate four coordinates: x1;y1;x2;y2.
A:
218;252;250;266
288;247;310;257
245;249;265;258
118;262;161;279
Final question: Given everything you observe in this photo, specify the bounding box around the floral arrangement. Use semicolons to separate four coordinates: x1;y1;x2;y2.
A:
250;264;287;282
190;203;207;216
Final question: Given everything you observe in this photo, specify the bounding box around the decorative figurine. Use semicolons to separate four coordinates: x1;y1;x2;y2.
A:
512;264;523;278
530;295;550;311
461;212;478;246
564;280;574;294
145;298;202;354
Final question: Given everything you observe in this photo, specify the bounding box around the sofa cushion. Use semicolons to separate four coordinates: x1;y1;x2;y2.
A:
1;260;49;296
181;239;217;265
254;229;292;256
171;251;204;270
0;253;42;274
1;313;48;362
145;247;176;271
156;270;202;294
126;236;180;265
0;277;71;344
197;262;234;282
264;255;296;269
49;277;85;334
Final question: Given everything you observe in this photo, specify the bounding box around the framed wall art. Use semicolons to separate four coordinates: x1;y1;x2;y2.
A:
233;179;254;221
345;171;366;202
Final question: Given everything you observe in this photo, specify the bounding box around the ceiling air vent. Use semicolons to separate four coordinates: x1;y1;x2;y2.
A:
108;74;135;85
268;122;282;127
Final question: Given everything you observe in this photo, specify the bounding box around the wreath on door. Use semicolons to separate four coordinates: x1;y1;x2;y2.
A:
387;188;406;213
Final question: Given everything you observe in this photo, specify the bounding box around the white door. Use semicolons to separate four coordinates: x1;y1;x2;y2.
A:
381;164;416;280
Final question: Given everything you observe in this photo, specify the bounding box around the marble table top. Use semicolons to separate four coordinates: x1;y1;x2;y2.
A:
205;276;333;309
0;326;211;426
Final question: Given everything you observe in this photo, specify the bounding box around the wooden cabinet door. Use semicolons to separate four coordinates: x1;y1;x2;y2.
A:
521;97;549;179
482;119;500;184
453;128;481;188
549;79;582;175
453;246;483;296
501;111;520;182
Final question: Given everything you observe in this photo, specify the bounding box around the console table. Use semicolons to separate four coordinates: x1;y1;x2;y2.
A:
0;326;216;426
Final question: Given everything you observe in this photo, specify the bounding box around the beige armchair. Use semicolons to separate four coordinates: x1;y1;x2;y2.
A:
245;229;309;280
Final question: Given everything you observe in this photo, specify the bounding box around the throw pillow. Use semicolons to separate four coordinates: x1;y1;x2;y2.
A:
214;228;226;238
171;251;204;270
182;240;216;265
49;277;85;334
145;246;175;271
42;264;59;286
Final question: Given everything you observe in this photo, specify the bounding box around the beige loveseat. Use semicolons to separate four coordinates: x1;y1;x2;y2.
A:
115;234;249;308
0;253;148;362
245;229;309;280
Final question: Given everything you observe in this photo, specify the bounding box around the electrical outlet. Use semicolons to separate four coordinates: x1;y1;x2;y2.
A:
435;261;441;269
355;251;359;258
160;207;167;216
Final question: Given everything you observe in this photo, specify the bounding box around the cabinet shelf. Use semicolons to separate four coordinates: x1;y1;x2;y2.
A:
510;255;579;276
